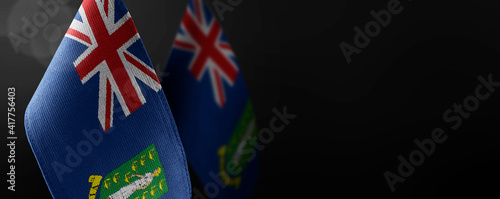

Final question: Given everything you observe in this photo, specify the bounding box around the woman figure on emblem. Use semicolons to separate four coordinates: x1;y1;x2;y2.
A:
107;167;162;199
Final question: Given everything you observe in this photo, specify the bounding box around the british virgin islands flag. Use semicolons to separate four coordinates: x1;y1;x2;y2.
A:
162;0;258;198
24;0;191;198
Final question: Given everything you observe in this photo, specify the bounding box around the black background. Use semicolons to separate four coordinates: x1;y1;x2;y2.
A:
1;0;499;198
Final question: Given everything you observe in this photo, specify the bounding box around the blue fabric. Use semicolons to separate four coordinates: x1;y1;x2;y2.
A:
25;0;191;198
162;0;258;198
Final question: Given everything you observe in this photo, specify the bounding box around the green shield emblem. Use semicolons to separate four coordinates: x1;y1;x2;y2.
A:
98;144;168;199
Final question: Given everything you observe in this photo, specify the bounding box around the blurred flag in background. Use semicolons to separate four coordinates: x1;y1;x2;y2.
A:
162;0;258;198
24;0;191;198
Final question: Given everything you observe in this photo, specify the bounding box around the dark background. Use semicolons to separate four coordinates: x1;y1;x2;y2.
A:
2;0;499;198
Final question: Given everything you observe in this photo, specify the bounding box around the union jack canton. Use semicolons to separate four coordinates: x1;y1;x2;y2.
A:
66;0;161;131
172;0;239;107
